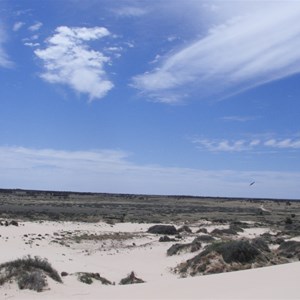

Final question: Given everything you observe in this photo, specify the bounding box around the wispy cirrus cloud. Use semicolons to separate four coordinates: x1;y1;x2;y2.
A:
13;21;25;32
192;136;300;153
0;145;299;199
193;139;251;152
35;26;114;101
0;26;12;68
112;6;148;17
28;21;43;32
221;115;259;122
264;138;300;149
132;2;300;103
24;42;40;48
23;33;40;48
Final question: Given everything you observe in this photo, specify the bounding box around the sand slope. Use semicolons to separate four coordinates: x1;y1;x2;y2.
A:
0;221;299;299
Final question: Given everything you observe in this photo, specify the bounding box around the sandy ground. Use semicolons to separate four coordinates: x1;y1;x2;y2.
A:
0;221;299;299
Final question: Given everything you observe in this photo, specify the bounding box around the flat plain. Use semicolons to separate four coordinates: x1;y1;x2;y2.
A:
0;188;299;224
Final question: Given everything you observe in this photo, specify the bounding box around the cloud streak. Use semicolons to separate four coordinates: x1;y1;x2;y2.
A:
192;136;300;152
133;2;300;103
0;146;299;199
0;26;12;68
13;22;25;32
221;116;259;122
112;6;148;17
35;26;114;101
28;21;42;32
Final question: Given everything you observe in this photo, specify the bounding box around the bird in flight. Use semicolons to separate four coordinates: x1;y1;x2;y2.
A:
249;181;255;186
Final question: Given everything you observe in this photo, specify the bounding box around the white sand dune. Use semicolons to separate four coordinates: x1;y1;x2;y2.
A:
3;261;299;300
0;221;299;299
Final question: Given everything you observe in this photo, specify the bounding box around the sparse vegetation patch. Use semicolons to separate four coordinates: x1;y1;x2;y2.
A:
0;256;62;292
76;272;112;285
70;232;135;244
119;272;145;285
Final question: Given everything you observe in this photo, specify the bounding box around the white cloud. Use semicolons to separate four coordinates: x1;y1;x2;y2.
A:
103;46;123;59
28;21;43;32
222;116;259;122
167;35;178;42
249;139;260;147
264;139;300;149
13;22;25;32
30;34;39;40
105;46;123;52
35;26;114;101
0;145;299;199
22;34;40;47
264;139;276;147
0;27;12;68
132;2;300;103
113;6;147;17
14;9;32;17
193;138;249;152
193;136;300;152
125;42;134;48
24;42;40;47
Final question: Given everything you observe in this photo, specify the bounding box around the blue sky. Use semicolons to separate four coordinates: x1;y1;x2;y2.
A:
0;0;300;199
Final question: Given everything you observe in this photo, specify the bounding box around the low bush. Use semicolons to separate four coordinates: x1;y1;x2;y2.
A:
278;241;300;259
76;272;112;285
0;256;62;292
285;217;293;225
175;239;265;276
17;270;47;292
159;236;175;242
119;272;145;285
147;225;177;235
167;241;201;256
